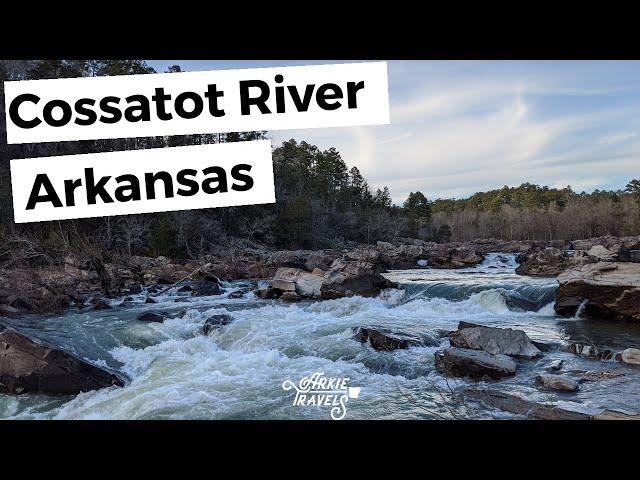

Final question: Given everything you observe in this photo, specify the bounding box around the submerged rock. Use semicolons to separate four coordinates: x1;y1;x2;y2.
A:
280;292;302;303
545;360;564;372
353;327;423;351
254;288;282;299
461;389;592;420
191;280;222;296
449;321;542;359
593;410;640;420
555;262;640;321
434;347;516;380
91;299;112;310
0;324;124;395
535;374;579;392
202;314;232;335
137;311;167;323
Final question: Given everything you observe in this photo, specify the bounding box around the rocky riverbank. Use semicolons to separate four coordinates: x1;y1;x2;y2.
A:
1;235;639;318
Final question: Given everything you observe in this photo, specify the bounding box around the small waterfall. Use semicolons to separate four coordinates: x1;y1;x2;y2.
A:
574;299;589;319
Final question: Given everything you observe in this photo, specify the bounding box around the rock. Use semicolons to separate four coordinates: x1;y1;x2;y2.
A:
176;284;193;293
515;248;591;276
555;262;640;321
621;348;640;366
535;374;579;392
91;299;112;310
424;246;484;269
434;347;516;380
202;314;232;335
157;275;174;285
270;261;395;300
119;297;134;306
545;360;564;372
628;250;640;263
448;321;542;359
127;284;143;294
137;311;167;323
228;291;245;299
593;410;640;420
280;292;302;302
319;260;396;299
191;280;222;296
554;296;585;317
565;343;615;360
531;340;562;352
145;297;157;304
272;267;323;298
270;279;297;292
461;389;592;420
578;370;623;381
587;245;617;261
352;327;423;351
254;288;282;299
0;324;124;395
0;304;21;317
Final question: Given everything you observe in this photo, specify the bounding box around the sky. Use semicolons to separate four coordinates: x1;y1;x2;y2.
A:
148;60;640;203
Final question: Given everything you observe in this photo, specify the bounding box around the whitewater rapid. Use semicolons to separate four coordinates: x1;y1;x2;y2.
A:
1;253;639;419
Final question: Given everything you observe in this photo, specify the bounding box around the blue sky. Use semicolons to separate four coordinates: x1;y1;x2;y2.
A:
148;60;640;203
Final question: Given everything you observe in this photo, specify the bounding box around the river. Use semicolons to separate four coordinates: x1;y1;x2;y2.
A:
1;253;639;419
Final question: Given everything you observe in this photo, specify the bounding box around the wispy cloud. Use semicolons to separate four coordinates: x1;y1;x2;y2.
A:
149;59;640;203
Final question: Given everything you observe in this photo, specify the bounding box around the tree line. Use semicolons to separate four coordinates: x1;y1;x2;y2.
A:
0;60;638;269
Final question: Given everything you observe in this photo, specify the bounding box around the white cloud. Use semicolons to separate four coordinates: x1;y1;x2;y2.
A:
272;61;640;203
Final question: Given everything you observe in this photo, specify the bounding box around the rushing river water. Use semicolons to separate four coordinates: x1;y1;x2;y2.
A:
1;253;639;420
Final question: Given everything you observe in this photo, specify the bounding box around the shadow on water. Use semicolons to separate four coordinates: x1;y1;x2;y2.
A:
558;317;640;350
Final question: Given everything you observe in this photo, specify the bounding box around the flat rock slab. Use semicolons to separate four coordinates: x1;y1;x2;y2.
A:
0;324;124;395
461;389;592;420
555;262;640;320
435;347;516;380
449;321;542;359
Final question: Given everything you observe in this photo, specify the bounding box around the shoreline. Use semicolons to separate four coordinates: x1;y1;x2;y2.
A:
1;234;639;317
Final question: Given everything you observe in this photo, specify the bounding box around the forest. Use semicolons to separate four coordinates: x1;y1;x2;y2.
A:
1;59;639;269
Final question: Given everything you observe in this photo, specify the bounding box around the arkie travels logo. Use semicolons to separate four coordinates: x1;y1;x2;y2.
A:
282;372;361;420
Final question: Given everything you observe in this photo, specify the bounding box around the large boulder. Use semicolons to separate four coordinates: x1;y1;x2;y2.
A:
268;259;396;300
0;324;124;395
369;241;484;270
427;246;484;269
555;262;640;321
319;260;396;299
272;268;323;298
434;347;517;380
449;321;542;359
515;248;592;276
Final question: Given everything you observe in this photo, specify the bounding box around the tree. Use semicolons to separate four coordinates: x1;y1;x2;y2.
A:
625;179;640;195
435;224;452;243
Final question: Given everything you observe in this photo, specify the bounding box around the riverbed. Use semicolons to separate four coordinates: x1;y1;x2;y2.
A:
1;253;639;419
